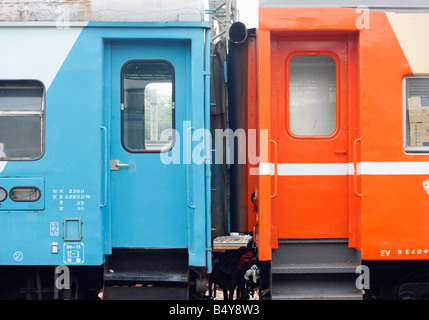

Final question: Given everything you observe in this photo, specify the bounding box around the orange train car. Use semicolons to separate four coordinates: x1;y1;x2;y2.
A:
227;1;429;299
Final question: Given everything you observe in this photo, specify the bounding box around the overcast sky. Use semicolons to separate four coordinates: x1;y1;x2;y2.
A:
205;0;258;28
236;0;258;27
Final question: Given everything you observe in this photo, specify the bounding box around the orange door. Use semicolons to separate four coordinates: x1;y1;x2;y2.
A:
272;35;351;239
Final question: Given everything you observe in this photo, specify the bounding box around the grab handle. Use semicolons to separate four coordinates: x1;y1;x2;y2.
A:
100;126;108;208
187;126;195;209
353;138;362;197
270;139;278;199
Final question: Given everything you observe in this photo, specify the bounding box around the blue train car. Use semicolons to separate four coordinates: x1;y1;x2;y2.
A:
0;0;211;299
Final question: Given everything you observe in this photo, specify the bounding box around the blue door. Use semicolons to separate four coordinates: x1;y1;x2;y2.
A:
109;41;188;248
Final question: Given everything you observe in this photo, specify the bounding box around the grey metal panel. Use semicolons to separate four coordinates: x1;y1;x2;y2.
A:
271;273;360;294
259;0;429;12
272;239;360;265
270;239;363;300
103;249;189;282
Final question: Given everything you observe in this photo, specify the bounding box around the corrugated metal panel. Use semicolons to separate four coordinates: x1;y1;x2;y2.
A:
259;0;429;12
0;0;205;22
210;38;229;238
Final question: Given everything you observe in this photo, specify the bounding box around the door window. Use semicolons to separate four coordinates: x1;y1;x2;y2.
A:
288;55;337;136
121;60;174;153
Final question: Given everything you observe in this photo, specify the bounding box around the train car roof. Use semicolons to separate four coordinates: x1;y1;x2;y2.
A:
259;0;429;13
0;0;205;23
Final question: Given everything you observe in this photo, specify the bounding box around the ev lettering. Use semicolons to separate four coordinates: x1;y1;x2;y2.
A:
381;249;390;257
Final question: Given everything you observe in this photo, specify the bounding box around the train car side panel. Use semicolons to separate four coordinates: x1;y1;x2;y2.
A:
0;25;104;265
360;12;429;260
257;6;429;262
0;23;211;269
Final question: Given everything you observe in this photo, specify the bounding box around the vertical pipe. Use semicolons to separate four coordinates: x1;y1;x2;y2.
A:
228;22;249;233
204;28;212;273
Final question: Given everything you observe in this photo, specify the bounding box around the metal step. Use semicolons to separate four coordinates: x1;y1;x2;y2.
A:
273;239;360;265
272;263;359;274
272;292;363;300
104;248;189;281
103;270;188;283
102;285;189;300
271;239;363;300
102;248;190;300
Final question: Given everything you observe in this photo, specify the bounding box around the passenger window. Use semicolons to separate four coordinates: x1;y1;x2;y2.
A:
288;55;337;136
404;77;429;152
121;60;174;153
0;80;45;160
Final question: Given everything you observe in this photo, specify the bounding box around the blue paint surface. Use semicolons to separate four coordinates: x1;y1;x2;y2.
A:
0;23;211;269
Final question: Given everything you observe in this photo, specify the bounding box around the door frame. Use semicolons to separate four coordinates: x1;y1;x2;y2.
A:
109;40;188;249
255;30;360;261
100;24;211;269
272;34;350;240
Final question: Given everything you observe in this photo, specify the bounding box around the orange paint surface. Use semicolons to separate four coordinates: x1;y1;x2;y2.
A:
251;7;427;261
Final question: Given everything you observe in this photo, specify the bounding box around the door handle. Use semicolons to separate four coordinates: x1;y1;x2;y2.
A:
110;160;129;171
